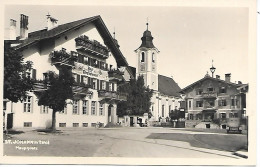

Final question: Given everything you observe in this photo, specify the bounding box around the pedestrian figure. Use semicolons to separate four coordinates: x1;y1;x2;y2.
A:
96;122;100;129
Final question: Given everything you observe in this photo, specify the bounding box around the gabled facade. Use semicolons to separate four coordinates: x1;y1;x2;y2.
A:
4;14;133;129
135;24;182;122
180;74;248;129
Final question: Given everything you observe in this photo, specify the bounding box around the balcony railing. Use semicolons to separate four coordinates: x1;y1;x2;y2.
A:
75;35;109;58
33;81;47;92
108;69;124;81
201;91;217;98
98;90;127;101
50;49;77;67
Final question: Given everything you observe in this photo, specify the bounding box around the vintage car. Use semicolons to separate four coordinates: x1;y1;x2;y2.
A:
227;118;242;134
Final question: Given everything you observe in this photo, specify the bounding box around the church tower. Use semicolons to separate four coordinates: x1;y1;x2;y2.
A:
135;22;160;91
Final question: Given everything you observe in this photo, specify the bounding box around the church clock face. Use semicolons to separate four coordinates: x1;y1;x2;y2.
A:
140;64;145;71
152;64;156;71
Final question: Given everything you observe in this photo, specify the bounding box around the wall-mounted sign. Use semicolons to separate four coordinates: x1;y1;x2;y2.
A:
74;62;108;79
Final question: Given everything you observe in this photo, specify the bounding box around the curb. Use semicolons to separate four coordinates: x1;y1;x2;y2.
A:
232;151;248;159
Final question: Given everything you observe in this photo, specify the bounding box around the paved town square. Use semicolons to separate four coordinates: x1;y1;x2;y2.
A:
3;3;255;165
4;127;247;158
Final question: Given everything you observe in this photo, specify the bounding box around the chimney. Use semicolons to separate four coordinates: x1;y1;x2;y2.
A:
47;14;58;30
216;75;220;79
20;14;29;39
9;19;17;40
225;73;231;82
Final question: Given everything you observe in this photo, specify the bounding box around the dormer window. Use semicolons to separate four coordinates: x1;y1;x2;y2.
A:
207;87;214;92
196;89;203;95
141;52;145;62
219;87;226;93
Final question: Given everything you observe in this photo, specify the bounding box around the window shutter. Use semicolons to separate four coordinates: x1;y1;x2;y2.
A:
81;76;84;84
32;69;36;80
105;63;108;71
78;54;83;63
112;83;114;92
100;81;103;90
77;75;80;83
89;57;92;66
88;77;91;86
100;62;103;70
97;80;100;90
91;78;94;89
106;82;109;91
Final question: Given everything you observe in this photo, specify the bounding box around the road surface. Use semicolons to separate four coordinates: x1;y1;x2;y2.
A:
3;127;247;158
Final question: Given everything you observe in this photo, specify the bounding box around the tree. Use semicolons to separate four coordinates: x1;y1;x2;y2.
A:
37;67;75;131
117;75;153;117
37;49;76;131
169;109;185;120
4;44;34;102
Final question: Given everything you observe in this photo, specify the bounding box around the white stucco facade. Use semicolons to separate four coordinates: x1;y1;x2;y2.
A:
4;16;128;129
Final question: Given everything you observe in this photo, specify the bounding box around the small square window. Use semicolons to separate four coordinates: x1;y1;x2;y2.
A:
91;123;96;127
73;123;79;127
82;123;88;127
24;122;32;127
59;123;66;127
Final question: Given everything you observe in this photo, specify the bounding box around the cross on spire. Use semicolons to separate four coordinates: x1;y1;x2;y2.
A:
146;17;149;30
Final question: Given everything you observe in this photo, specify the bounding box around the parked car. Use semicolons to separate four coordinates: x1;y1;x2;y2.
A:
227;118;242;134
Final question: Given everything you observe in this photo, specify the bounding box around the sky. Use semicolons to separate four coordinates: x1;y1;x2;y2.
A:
4;4;250;88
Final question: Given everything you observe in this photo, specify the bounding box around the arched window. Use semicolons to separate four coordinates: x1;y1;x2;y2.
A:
152;53;155;63
141;52;145;62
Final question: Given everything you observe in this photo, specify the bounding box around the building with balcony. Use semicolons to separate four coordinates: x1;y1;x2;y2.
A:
180;71;248;129
4;14;134;129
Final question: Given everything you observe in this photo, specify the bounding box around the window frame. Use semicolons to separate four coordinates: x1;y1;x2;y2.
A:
140;52;145;63
24;122;32;127
41;105;48;114
82;100;88;115
219;87;227;94
23;96;32;113
91;101;96;115
196;101;203;107
72;100;79;114
99;103;104;116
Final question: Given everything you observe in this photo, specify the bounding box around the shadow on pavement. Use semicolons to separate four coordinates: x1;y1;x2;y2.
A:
34;129;63;134
4;130;24;135
146;133;247;152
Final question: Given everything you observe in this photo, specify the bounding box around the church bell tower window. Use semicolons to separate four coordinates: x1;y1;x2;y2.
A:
141;52;145;62
152;52;155;63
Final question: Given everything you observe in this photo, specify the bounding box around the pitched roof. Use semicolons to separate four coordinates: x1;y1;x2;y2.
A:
15;16;99;50
8;15;133;78
180;75;244;93
158;74;181;97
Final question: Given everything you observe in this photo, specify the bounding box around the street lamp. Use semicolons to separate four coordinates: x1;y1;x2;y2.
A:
210;60;216;77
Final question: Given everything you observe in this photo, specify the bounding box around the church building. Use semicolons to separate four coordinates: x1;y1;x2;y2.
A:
135;23;182;122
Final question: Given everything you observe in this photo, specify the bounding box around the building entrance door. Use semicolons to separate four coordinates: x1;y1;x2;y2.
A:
7;113;13;129
130;117;134;127
108;104;112;123
202;110;216;121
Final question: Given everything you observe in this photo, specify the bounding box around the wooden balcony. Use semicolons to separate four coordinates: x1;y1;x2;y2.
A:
98;90;127;101
33;81;47;92
75;35;109;59
108;69;124;81
50;49;77;67
201;91;217;99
